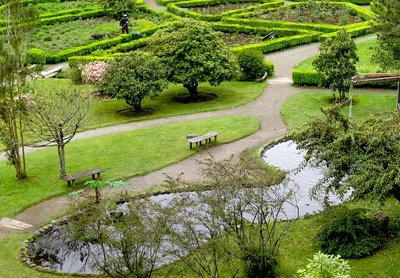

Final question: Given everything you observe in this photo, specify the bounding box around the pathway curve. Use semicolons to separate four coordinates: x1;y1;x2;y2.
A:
1;35;394;235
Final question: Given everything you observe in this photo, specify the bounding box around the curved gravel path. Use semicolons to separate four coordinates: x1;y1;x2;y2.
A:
1;35;395;235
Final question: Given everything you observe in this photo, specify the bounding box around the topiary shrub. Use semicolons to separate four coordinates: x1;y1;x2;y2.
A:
317;206;385;259
237;49;267;81
26;48;46;65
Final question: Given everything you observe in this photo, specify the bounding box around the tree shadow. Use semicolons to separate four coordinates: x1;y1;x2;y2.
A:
171;93;218;104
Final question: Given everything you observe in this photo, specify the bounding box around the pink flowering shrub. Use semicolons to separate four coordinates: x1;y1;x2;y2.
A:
81;61;107;85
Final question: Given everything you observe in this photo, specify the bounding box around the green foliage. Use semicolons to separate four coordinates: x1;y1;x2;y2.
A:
245;250;277;278
317;206;385;259
237;49;266;81
101;52;168;111
263;60;274;76
372;0;400;72
98;0;136;19
290;104;400;204
313;28;358;100
152;19;239;97
26;48;46;65
292;69;323;85
297;251;351;278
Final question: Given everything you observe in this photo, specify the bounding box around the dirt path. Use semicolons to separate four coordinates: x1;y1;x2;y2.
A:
1;35;393;235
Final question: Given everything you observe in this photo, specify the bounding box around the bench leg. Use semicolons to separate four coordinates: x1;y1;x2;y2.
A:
196;142;199;150
190;142;192;149
72;179;76;186
92;174;95;179
67;180;71;186
97;173;101;180
214;136;218;144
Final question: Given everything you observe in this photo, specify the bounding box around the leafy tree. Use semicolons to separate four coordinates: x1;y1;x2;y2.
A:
313;29;358;101
237;49;267;81
372;0;400;72
151;19;239;98
0;0;39;179
98;0;135;19
290;104;400;204
101;52;168;111
26;88;91;178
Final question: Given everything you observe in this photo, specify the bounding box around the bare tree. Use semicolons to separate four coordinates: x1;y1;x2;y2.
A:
164;156;298;278
26;88;91;177
0;1;39;179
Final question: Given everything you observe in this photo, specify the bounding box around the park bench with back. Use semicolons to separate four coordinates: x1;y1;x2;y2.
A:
187;131;220;150
62;168;104;186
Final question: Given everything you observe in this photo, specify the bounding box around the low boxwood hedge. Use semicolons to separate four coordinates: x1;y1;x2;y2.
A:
213;23;310;37
68;55;115;68
26;48;46;65
222;17;340;33
264;60;274;76
289;0;372;4
168;0;280;22
292;69;397;88
320;22;373;40
232;33;319;54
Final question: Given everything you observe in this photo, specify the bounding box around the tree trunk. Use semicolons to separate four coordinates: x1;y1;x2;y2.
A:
58;125;67;178
183;82;199;98
126;98;142;111
57;144;67;178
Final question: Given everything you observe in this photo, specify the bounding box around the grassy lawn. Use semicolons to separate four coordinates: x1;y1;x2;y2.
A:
31;18;155;53
33;79;266;129
0;116;260;218
295;38;380;73
280;92;396;130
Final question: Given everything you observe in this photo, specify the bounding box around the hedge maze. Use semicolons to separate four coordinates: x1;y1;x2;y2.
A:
14;0;377;69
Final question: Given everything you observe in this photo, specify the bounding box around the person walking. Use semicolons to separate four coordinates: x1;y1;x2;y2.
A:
120;14;129;34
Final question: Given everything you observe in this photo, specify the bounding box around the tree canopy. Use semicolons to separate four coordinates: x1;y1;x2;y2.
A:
151;19;238;97
372;0;400;72
101;52;168;111
313;29;358;100
290;105;400;204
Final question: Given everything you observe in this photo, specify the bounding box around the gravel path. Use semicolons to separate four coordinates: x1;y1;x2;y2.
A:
1;35;393;235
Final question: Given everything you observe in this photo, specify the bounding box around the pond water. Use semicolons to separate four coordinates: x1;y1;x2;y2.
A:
262;140;342;216
27;140;340;274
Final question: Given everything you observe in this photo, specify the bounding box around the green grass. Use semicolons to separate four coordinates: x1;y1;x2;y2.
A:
33;79;266;129
36;1;101;14
0;116;260;218
31;18;153;53
280;92;396;130
295;38;380;74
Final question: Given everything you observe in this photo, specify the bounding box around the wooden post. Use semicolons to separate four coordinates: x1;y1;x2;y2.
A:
397;81;400;110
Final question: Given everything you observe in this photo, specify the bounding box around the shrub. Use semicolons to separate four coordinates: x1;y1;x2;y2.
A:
297;251;351;278
263;60;274;77
81;61;107;85
237;49;267;81
317;206;385;259
245;249;277;278
26;48;46;65
43;35;52;41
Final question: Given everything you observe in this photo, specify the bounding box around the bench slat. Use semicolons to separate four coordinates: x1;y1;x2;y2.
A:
62;168;104;181
187;131;220;143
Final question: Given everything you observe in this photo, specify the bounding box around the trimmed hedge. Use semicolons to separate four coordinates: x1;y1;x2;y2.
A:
110;37;152;53
26;48;46;65
213;23;310;37
289;0;371;4
320;22;373;40
68;55;114;68
292;69;397;88
370;2;384;15
168;0;282;22
221;0;284;17
292;69;322;86
46;34;132;63
232;33;319;54
222;17;340;33
264;60;274;76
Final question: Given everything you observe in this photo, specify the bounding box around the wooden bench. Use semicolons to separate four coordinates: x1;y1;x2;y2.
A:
40;66;63;78
62;168;104;186
187;131;220;150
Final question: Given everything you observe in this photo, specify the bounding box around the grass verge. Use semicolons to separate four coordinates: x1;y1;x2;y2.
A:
0;116;260;218
280;92;396;130
295;38;379;74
